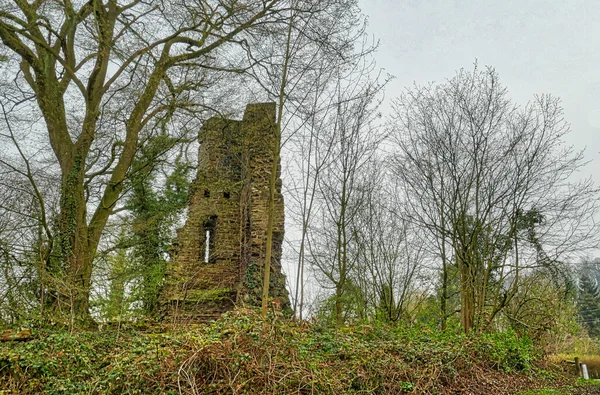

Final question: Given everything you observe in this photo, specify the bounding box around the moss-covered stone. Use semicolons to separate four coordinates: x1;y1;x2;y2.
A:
184;288;232;303
161;103;290;322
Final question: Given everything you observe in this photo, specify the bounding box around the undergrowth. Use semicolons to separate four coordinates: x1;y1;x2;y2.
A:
0;308;576;394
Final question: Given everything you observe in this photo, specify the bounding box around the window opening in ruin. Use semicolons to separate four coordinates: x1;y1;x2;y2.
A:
204;189;210;198
204;216;217;263
223;191;230;199
204;230;210;263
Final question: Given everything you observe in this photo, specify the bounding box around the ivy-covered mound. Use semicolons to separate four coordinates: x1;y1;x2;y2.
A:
0;309;595;394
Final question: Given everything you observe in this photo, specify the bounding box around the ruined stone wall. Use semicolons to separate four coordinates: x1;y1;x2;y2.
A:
161;103;289;322
238;104;288;308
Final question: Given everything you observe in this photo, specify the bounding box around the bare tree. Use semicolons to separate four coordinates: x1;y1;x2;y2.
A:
390;65;599;334
307;66;385;325
353;176;429;323
0;99;60;322
240;0;374;316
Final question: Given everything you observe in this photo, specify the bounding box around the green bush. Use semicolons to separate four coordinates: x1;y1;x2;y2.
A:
476;331;537;372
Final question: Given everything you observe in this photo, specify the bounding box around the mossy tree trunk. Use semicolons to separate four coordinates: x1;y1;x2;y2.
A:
457;256;475;334
57;154;94;325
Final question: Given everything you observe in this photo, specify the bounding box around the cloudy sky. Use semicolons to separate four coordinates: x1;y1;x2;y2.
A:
360;0;599;183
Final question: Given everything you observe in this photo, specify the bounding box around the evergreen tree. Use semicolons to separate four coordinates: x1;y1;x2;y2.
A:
577;272;600;338
125;136;191;316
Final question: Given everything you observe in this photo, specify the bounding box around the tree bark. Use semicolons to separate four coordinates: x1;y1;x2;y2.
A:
57;152;95;326
261;6;294;316
458;253;475;334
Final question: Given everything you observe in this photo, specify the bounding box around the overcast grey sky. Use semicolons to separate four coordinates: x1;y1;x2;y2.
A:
361;0;599;184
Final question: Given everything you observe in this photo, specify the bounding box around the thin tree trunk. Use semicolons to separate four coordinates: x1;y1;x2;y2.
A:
440;229;449;331
335;284;343;326
458;257;475;334
261;7;294;316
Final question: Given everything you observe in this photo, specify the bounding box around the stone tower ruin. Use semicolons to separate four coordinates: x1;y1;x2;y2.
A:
161;103;289;322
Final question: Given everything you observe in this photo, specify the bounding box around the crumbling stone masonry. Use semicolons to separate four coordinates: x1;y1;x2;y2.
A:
161;103;290;322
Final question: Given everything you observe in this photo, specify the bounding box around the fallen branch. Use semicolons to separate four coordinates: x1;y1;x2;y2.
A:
1;329;33;342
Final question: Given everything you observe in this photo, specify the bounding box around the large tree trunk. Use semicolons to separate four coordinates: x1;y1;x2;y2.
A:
440;258;448;331
55;152;95;327
458;256;475;334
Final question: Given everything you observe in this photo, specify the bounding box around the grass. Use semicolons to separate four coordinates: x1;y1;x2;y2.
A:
0;308;597;394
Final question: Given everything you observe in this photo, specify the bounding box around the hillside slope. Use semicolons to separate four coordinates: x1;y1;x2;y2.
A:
1;309;597;394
